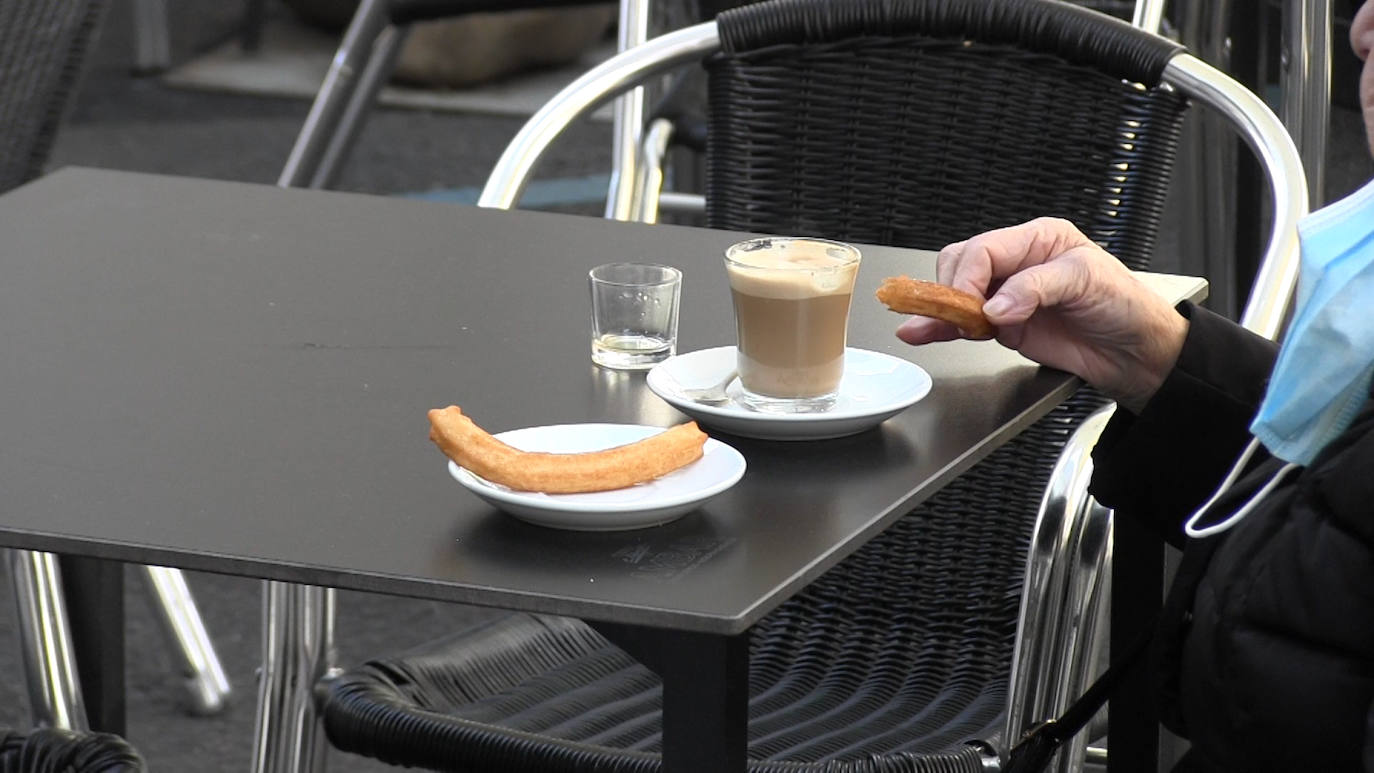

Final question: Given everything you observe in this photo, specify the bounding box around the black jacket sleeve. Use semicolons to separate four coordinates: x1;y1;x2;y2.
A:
1089;302;1279;546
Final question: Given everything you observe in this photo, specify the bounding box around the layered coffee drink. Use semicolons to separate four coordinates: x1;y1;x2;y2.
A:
724;237;861;413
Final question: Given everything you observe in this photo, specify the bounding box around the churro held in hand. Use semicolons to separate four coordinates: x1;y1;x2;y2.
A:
875;276;996;340
428;406;708;494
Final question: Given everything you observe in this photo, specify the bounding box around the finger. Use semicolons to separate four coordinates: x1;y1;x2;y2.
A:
949;218;1090;298
934;240;967;286
895;316;963;345
981;250;1092;324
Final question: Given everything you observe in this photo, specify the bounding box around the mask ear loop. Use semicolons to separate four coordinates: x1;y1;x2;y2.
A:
1184;437;1301;539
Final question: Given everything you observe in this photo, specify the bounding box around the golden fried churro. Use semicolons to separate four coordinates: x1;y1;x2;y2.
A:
875;275;996;340
428;406;708;494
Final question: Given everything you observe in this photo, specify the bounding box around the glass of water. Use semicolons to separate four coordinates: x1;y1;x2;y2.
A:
588;263;682;370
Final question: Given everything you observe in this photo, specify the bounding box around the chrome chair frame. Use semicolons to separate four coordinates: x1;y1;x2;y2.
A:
475;19;1305;773
251;8;1305;773
1007;27;1306;773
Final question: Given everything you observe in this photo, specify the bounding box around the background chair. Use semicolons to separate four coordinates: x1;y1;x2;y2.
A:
277;0;625;192
0;0;232;727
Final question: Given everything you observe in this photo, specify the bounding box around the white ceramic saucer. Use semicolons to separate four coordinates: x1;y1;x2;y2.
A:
447;423;746;531
646;347;932;441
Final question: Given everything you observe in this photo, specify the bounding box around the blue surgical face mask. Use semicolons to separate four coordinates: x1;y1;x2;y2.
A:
1251;177;1374;466
1185;176;1374;538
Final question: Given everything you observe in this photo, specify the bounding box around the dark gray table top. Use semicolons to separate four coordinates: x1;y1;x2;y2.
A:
0;168;1205;634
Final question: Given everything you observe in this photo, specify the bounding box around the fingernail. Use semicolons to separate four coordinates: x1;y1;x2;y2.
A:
984;295;1014;316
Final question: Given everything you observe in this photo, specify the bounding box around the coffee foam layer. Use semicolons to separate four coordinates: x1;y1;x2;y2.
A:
726;242;859;299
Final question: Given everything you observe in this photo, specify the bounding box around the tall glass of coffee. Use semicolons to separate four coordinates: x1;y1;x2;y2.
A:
724;236;861;413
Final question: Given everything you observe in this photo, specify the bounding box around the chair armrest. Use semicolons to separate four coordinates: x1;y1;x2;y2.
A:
1005;404;1116;761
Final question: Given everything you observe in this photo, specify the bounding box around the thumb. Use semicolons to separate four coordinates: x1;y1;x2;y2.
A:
982;257;1087;325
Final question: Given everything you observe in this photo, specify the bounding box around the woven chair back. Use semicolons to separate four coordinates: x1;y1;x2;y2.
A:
706;0;1187;270
0;1;108;195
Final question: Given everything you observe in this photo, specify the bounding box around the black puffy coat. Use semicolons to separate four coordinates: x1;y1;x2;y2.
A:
1090;302;1374;772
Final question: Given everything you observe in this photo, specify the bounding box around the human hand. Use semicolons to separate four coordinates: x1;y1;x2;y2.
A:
895;217;1188;413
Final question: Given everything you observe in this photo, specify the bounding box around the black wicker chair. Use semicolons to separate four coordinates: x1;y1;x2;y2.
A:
277;0;619;190
0;1;107;193
0;726;145;773
316;1;1302;771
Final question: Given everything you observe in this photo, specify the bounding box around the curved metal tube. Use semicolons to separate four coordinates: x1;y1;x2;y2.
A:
1005;406;1115;749
1130;0;1167;34
1047;500;1113;773
1163;53;1308;340
479;22;721;210
630;117;675;223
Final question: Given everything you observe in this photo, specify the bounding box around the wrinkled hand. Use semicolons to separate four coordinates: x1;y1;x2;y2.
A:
895;218;1188;413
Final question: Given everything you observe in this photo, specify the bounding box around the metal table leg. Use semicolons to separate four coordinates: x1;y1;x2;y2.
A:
59;556;125;735
251;581;336;773
661;630;749;772
594;622;750;772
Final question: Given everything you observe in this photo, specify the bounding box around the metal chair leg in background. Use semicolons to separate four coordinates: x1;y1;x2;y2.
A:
1006;407;1115;773
251;581;336;773
278;0;404;189
140;566;233;715
6;550;88;731
606;0;653;220
131;0;171;74
1281;0;1331;207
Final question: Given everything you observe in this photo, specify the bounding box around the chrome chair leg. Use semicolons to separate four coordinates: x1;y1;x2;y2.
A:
630;117;674;223
131;0;171;74
1131;0;1167;33
1048;499;1113;773
252;581;336;773
606;0;652;220
140;565;233;715
1281;0;1331;206
278;0;392;188
6;550;88;731
1172;0;1243;318
308;24;411;190
1006;406;1115;765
